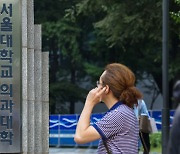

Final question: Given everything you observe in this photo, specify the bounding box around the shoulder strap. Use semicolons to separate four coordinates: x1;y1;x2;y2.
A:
103;140;111;154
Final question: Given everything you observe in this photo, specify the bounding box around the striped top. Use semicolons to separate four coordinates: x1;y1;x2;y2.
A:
92;102;139;154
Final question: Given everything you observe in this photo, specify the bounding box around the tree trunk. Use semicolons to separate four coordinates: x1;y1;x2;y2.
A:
49;38;59;83
70;65;76;114
70;101;75;114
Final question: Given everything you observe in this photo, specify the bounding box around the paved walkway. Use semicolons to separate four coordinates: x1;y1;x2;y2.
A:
49;147;161;154
50;147;97;154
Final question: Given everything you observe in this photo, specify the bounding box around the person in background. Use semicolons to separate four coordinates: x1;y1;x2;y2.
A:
134;99;151;154
74;63;142;154
167;80;180;154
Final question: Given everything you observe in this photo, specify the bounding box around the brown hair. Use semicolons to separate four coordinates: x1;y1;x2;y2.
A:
101;63;142;108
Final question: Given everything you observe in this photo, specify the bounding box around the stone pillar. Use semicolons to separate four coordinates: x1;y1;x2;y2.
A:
22;0;28;153
34;25;42;153
27;0;35;152
21;0;49;153
42;52;49;154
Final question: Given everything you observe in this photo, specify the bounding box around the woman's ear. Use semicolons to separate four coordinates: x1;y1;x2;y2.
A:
105;85;109;94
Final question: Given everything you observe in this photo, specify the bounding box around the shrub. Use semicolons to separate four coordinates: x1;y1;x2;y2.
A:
150;132;162;148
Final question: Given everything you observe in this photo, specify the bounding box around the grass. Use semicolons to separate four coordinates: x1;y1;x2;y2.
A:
151;146;161;153
140;147;161;154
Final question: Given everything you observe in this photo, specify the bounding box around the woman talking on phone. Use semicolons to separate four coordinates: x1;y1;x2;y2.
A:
74;63;142;154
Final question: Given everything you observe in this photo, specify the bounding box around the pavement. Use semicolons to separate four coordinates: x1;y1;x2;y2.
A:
49;147;161;154
50;147;97;154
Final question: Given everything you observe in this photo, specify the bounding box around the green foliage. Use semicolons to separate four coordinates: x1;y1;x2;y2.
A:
57;20;82;66
150;132;162;148
140;132;162;153
35;0;180;113
170;0;180;39
171;0;180;22
75;0;165;93
75;0;180;98
34;0;80;23
77;0;162;47
50;81;87;114
83;62;104;81
171;11;180;23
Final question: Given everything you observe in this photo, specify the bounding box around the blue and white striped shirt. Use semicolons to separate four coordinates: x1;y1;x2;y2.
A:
92;102;139;154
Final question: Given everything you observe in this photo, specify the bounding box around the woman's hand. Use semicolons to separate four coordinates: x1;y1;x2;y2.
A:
85;86;106;107
74;86;105;144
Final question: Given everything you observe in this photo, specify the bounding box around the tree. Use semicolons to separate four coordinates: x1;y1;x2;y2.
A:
35;0;180;112
35;0;88;114
35;0;106;114
170;0;180;24
74;0;180;108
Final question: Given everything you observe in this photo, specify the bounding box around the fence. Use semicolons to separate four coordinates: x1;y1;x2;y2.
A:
49;110;175;147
